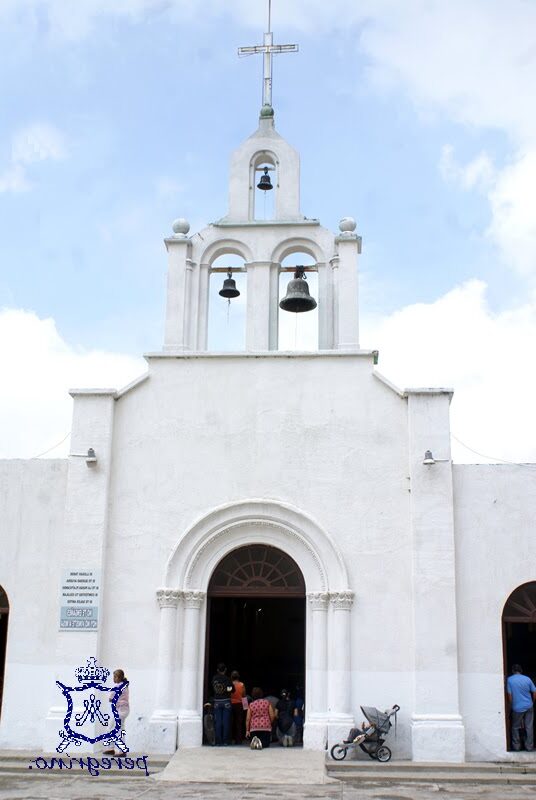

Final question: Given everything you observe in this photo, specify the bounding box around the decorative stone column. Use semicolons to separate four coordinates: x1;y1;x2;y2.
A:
304;592;329;749
148;588;181;754
335;219;360;351
178;590;206;748
327;591;355;745
164;223;192;351
246;261;272;350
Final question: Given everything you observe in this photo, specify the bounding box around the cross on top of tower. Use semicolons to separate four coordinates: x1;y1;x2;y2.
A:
238;0;298;115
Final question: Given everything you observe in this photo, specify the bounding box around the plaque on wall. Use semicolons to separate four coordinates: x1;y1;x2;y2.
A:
59;569;100;631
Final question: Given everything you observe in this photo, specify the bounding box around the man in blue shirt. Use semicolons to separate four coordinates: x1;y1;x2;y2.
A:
507;664;536;751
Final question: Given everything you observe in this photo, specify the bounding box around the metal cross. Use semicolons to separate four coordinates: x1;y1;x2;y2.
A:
238;0;298;109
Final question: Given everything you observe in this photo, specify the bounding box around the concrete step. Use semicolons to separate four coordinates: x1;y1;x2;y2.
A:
0;751;169;779
327;759;536;785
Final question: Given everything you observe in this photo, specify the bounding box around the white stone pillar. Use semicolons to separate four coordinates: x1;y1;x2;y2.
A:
178;590;205;747
304;592;329;749
43;390;115;754
327;591;355;745
335;231;360;350
408;389;465;762
317;261;332;349
164;236;191;351
246;261;272;350
148;588;181;754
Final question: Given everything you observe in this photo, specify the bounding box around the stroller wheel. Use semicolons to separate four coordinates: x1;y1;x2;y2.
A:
330;744;348;761
375;746;391;762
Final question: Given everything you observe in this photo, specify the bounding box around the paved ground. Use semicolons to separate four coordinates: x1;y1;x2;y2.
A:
2;776;536;800
157;746;330;783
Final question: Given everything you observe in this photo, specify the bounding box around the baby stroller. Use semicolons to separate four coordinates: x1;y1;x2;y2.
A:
330;704;400;762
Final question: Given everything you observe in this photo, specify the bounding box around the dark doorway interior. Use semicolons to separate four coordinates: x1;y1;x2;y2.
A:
502;582;536;750
205;596;305;700
0;587;9;719
204;544;306;705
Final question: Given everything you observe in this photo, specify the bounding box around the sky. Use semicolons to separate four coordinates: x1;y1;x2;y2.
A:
1;0;535;464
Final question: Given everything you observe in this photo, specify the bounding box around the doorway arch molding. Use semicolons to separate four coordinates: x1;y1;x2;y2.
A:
152;500;354;750
164;498;350;593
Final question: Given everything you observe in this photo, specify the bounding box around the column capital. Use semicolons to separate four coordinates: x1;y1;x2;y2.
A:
307;591;329;610
183;590;206;609
156;588;181;609
330;591;354;610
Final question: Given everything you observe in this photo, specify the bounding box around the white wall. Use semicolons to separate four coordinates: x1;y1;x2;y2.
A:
100;353;414;754
453;464;536;761
0;459;67;749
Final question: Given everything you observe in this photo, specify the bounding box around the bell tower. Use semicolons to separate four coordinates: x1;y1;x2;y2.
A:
162;15;362;355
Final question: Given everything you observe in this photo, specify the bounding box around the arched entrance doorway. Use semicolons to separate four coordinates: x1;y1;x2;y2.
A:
0;586;9;718
204;544;306;704
502;582;536;750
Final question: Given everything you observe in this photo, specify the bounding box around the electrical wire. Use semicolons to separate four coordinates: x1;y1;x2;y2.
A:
451;432;536;468
31;431;71;459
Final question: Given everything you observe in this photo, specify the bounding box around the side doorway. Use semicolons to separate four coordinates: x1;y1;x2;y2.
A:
0;587;9;719
502;582;536;750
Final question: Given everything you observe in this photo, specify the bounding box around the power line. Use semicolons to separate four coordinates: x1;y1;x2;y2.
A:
451;432;536;468
32;431;71;459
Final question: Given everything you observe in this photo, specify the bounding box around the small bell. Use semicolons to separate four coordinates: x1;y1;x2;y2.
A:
279;267;317;313
257;167;273;191
219;271;240;299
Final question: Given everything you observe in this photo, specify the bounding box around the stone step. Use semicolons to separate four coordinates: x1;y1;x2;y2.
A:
327;759;536;784
0;752;169;779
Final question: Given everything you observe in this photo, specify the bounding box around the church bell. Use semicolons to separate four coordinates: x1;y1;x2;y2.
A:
257;167;273;191
219;271;240;299
279;267;317;313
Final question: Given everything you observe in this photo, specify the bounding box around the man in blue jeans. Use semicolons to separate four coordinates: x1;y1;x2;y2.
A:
211;663;233;746
507;664;536;751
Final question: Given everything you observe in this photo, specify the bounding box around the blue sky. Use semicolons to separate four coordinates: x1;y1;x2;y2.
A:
1;1;535;463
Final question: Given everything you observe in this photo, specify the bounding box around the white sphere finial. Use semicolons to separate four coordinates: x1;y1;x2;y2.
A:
339;217;357;234
172;218;190;238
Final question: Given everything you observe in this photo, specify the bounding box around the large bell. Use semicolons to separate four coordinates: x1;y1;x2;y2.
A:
257;167;273;191
279;268;317;313
219;271;240;299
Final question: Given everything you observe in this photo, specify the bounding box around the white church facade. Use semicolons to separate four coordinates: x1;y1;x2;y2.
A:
1;32;536;765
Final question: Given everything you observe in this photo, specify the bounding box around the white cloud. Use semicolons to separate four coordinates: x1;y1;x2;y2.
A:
0;122;67;194
11;122;67;165
362;280;536;464
0;163;30;193
487;150;536;282
0;309;144;458
439;145;495;192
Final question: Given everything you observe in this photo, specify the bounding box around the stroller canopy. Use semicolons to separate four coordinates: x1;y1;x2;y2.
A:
360;706;392;735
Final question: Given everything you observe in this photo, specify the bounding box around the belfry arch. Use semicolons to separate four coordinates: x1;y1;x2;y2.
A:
151;500;354;750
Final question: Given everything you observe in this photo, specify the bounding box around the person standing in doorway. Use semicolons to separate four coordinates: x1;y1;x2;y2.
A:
507;664;536;751
211;663;233;746
230;670;246;745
